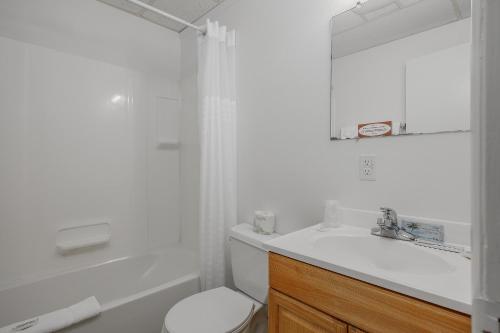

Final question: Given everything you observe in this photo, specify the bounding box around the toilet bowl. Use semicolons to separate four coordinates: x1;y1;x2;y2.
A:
161;287;262;333
162;223;279;333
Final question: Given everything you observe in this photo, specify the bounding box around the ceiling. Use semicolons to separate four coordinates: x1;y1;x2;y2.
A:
333;0;471;58
97;0;224;32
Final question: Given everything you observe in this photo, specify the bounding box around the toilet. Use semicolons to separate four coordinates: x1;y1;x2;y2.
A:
162;223;279;333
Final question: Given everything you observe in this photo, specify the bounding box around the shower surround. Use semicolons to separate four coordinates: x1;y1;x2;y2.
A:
0;1;196;332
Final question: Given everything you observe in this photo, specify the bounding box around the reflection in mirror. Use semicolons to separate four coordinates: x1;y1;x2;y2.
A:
330;0;471;140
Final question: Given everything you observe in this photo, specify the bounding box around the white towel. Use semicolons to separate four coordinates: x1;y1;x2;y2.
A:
0;297;101;333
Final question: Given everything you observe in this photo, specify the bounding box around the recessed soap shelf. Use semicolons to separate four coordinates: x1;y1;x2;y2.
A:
56;222;110;254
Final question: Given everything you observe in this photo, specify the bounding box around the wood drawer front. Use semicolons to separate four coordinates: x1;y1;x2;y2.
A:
269;288;348;333
348;326;367;333
269;253;471;333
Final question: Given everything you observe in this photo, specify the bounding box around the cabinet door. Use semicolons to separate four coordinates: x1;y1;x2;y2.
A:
269;289;347;333
348;326;367;333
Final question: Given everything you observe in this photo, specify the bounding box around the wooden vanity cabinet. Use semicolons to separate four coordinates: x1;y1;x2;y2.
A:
347;326;366;333
269;289;347;333
268;252;471;333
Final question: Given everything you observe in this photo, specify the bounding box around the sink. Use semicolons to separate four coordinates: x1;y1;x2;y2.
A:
313;235;455;275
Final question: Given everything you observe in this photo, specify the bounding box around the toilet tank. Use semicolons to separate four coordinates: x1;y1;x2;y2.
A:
229;223;280;304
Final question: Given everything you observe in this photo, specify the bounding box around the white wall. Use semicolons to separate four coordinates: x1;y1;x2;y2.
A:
179;71;200;249
179;0;471;239
0;1;181;286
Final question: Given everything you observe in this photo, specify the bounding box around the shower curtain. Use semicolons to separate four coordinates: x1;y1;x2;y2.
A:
198;20;237;290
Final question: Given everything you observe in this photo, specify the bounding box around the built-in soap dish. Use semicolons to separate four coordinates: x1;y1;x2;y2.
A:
56;222;110;254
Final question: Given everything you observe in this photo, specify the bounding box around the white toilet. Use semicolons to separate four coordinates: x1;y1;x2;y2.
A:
162;223;279;333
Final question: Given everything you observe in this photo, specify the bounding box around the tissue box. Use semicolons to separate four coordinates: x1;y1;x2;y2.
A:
253;211;275;235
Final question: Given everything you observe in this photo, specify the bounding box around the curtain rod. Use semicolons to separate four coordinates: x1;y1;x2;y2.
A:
126;0;205;33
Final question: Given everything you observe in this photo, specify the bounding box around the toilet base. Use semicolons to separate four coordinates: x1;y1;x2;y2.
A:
246;305;268;333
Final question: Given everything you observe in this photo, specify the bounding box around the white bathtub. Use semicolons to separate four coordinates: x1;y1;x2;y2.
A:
0;247;200;333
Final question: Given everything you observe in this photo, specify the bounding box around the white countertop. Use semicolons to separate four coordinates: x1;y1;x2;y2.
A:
264;224;471;314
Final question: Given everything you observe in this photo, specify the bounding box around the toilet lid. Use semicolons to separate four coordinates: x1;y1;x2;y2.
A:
165;287;255;333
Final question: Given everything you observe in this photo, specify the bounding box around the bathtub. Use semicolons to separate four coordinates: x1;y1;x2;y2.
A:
0;247;200;333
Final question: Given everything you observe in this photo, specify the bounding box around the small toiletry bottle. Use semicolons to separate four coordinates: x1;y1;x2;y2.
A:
318;200;341;231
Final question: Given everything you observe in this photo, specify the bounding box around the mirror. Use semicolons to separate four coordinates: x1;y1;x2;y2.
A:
330;0;471;140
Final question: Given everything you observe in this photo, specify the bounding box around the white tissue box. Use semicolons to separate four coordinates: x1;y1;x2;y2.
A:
253;211;275;235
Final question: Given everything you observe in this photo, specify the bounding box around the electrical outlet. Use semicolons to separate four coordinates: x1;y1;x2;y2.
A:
359;155;376;181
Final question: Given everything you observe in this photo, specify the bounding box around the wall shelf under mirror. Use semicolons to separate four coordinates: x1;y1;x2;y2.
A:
330;0;471;141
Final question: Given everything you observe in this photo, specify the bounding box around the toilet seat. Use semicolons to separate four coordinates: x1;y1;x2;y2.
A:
164;287;255;333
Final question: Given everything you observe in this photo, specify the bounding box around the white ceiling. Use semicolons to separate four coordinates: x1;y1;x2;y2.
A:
333;0;471;58
97;0;224;32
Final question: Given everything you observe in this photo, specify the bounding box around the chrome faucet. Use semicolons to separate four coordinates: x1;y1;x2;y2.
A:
371;207;416;241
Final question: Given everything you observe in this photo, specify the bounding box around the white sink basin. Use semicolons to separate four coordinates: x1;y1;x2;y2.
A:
313;235;455;274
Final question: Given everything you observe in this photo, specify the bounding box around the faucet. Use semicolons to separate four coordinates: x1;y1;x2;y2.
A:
371;207;416;241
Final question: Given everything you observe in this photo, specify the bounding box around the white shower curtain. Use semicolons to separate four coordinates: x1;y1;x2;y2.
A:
198;20;237;291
